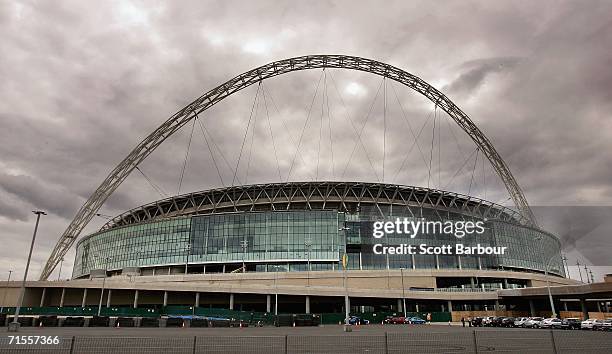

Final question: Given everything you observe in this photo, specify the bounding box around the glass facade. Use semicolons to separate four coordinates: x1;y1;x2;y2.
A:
73;204;565;279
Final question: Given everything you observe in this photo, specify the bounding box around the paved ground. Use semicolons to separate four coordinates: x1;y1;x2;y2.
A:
2;324;611;353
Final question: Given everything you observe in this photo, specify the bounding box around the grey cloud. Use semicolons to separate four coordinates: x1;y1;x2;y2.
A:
447;57;522;95
0;173;82;219
0;0;611;279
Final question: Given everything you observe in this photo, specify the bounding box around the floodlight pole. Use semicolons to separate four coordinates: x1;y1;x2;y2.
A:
96;256;111;316
305;238;312;287
1;270;13;313
537;235;557;318
275;270;278;316
339;226;351;328
9;210;46;332
270;265;281;316
240;240;248;273
544;256;558;318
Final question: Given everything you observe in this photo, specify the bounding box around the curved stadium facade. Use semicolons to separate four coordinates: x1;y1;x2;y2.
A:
73;182;565;283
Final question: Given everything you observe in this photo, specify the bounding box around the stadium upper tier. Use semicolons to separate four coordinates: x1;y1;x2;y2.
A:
73;182;564;280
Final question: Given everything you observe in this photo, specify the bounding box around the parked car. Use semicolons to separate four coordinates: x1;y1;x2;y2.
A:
407;317;426;324
592;319;611;331
348;316;369;325
490;317;505;327
501;317;515;327
539;318;561;329
385;316;409;324
514;317;529;327
602;319;612;331
471;317;484;327
581;319;597;330
524;317;543;328
482;316;496;327
553;318;581;330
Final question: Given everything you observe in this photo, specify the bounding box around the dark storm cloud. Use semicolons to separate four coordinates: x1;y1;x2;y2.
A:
447;57;522;95
0;172;82;219
0;0;611;279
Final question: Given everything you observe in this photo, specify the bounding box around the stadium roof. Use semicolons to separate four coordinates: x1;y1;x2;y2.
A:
101;181;529;230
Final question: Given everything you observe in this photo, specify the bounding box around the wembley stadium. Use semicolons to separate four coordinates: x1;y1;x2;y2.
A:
73;181;565;283
5;55;604;326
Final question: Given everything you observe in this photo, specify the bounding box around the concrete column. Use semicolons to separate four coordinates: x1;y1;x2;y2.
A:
529;299;536;316
152;268;156;276
457;256;462;270
477;257;482;270
266;295;271;313
503;279;509;289
563;301;568;312
163;291;168;307
495;300;500;311
106;289;112;308
81;288;88;307
470;277;475;289
39;288;46;307
203;265;206;274
133;290;139;309
435;255;440;269
447;300;452;314
59;288;65;307
415;303;420;312
305;296;310;314
580;298;588;320
195;293;200;308
597;301;602;313
229;293;234;310
222;264;226;273
411;254;416;269
397;299;403;312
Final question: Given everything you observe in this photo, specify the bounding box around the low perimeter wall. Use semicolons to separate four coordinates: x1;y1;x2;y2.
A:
1;330;611;353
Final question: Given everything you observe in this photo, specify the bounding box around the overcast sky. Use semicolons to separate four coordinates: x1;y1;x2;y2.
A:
1;0;611;281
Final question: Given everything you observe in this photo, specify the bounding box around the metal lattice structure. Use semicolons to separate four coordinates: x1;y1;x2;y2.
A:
40;54;536;280
99;182;529;231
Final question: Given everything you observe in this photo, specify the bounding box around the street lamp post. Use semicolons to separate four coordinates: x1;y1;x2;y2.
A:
304;238;312;287
400;268;407;318
9;210;46;332
543;255;558;318
95;255;111;317
269;265;282;316
240;240;248;273
1;270;13;313
537;235;558;318
338;226;351;329
184;244;191;275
